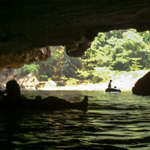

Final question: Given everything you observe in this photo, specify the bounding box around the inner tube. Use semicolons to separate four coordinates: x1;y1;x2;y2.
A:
105;88;121;92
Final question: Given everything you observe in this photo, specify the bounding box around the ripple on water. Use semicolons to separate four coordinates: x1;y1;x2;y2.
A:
0;91;150;149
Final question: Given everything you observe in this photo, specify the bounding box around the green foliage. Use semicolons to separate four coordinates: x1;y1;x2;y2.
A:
39;75;48;81
66;78;79;86
84;29;150;71
77;67;111;83
38;46;82;80
129;58;142;71
61;76;68;81
16;64;39;76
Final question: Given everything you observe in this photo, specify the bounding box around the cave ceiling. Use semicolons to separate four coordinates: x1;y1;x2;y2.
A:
0;0;150;70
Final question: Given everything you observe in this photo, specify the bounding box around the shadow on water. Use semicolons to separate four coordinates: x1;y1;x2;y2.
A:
0;90;150;149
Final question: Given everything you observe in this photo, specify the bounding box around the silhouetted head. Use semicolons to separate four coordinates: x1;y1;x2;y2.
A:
6;80;20;96
110;79;112;82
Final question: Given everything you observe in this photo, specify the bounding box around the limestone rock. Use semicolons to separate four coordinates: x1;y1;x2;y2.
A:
17;73;39;90
132;71;150;96
44;80;57;89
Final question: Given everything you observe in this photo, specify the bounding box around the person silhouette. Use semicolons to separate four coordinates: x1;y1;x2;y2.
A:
108;79;113;88
0;80;27;109
0;80;88;111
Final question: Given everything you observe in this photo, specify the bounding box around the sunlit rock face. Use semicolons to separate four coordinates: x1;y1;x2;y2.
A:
132;72;150;96
0;0;150;69
17;73;39;90
0;46;51;70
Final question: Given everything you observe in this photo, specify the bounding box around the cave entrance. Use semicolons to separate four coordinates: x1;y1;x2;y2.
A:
0;29;149;91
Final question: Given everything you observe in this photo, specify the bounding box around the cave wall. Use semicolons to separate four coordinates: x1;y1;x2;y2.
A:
0;0;150;69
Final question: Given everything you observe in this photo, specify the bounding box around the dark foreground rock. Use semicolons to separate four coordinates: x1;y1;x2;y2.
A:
132;71;150;96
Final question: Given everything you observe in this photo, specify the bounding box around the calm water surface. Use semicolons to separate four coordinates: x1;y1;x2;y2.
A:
0;90;150;150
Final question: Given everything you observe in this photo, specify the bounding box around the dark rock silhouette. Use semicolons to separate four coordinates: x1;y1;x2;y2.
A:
132;71;150;96
0;80;88;111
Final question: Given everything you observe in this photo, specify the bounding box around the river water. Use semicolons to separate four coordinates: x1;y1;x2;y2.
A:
0;90;150;150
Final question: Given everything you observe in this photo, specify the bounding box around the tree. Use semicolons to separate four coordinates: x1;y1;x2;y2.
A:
37;46;82;80
84;29;150;71
16;64;40;77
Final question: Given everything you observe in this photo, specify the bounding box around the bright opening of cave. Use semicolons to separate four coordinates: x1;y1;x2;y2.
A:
0;29;149;91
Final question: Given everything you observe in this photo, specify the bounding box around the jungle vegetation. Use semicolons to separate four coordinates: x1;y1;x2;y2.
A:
15;29;150;85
